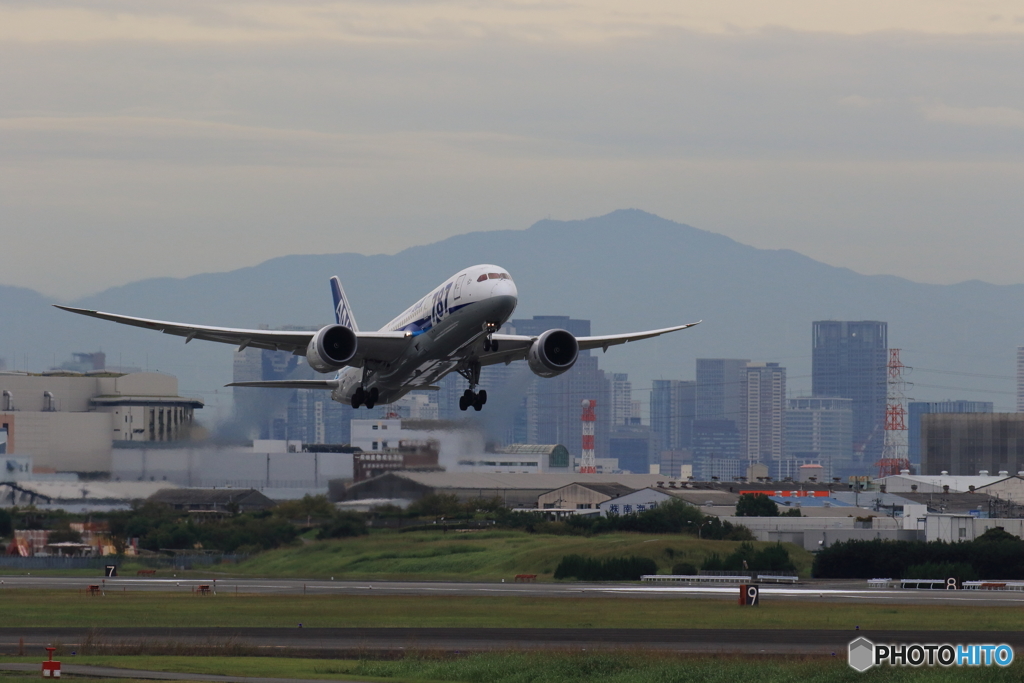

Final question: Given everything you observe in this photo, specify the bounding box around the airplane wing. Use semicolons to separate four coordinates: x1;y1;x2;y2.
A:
53;305;413;365
227;380;337;389
478;321;700;367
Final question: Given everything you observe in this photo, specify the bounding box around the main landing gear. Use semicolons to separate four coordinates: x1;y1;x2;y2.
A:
351;386;379;409
457;360;486;411
459;388;487;412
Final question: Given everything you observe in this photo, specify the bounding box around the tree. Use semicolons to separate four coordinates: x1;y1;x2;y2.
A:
408;493;463;518
735;493;779;517
0;508;12;538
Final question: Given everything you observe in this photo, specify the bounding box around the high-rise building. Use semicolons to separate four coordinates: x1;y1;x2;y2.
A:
785;397;853;478
1018;347;1024;412
908;401;994;468
650;379;696;453
696;359;750;425
812;321;887;469
741;362;786;467
611;373;633;426
691;419;741;480
609;423;652;473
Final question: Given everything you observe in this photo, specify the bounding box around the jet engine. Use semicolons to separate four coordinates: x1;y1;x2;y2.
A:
306;324;358;373
527;329;579;378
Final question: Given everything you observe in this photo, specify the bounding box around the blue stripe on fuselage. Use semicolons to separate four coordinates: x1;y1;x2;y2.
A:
398;301;475;336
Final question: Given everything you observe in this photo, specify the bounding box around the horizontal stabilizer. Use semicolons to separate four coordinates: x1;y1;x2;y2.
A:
226;380;337;390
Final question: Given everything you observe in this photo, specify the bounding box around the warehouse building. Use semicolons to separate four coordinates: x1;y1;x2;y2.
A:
337;472;667;508
0;371;202;472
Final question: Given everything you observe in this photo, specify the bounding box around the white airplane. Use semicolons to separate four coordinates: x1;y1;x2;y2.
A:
56;265;699;411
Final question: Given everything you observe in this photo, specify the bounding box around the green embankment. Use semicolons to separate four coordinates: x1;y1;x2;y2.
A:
2;591;1023;630
2;653;1022;683
229;530;813;580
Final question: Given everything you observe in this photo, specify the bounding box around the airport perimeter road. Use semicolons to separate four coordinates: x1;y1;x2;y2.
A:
0;662;367;683
4;575;1024;606
4;626;1024;656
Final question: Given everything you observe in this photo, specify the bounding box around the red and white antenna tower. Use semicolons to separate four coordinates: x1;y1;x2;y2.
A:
580;399;597;473
876;348;912;478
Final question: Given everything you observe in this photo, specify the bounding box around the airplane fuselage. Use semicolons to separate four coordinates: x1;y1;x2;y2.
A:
331;264;518;405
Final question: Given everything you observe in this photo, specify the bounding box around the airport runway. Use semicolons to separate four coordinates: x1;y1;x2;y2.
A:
4;575;1024;606
3;626;1024;656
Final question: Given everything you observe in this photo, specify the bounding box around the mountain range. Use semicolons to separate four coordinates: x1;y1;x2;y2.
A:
2;209;1021;420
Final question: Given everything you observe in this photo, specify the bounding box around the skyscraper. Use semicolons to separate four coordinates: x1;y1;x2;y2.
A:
1018;347;1024;412
611;373;633;426
695;359;750;425
650;379;695;452
741;362;786;468
812;321;887;469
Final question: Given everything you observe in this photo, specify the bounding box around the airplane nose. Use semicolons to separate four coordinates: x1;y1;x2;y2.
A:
491;278;518;301
490;279;518;316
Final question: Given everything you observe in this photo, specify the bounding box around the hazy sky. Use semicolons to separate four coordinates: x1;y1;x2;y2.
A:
2;1;1023;298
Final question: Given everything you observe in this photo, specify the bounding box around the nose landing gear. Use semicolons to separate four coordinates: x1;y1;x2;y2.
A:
482;322;500;353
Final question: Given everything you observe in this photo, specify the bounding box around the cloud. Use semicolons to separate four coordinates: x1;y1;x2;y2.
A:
3;0;1024;47
922;103;1024;129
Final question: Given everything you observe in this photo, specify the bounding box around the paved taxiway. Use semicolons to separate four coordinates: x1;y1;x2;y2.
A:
4;575;1024;606
3;627;1024;656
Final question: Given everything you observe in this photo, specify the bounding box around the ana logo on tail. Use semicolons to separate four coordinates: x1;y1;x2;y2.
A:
330;276;359;331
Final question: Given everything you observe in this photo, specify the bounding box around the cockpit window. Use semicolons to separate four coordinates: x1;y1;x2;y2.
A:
488;273;501;279
477;274;488;282
500;273;510;279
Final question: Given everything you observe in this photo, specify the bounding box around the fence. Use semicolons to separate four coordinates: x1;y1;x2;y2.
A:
0;554;250;571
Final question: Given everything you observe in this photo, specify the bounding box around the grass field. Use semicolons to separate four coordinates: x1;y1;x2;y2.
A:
2;590;1023;631
227;530;815;580
2;652;1023;683
2;531;814;581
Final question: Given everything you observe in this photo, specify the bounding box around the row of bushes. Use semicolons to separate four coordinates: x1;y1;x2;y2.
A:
555;542;796;581
553;554;658;581
701;542;796;573
495;500;754;540
812;528;1024;579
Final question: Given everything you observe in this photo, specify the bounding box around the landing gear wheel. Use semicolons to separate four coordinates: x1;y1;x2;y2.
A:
473;395;483;411
351;388;365;409
459;395;469;411
365;387;378;410
477;390;487;405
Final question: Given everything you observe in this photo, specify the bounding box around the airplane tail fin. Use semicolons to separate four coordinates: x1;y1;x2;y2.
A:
330;276;359;331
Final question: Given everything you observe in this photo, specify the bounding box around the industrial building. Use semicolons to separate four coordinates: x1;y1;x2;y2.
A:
111;440;353;497
0;371;202;472
907;400;994;469
337;472;668;508
598;487;674;517
920;413;1024;476
538;482;635;510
